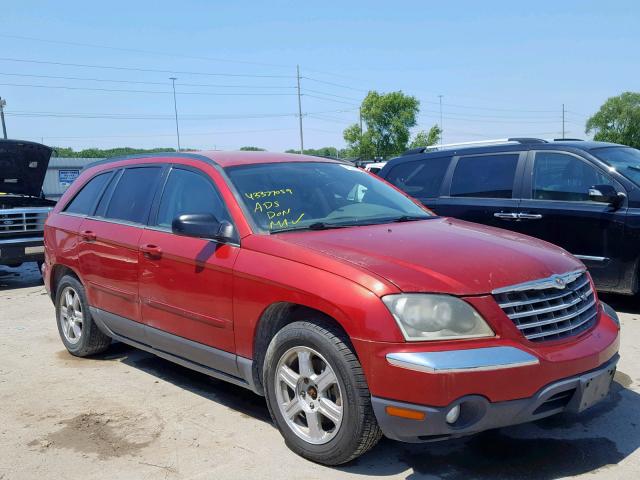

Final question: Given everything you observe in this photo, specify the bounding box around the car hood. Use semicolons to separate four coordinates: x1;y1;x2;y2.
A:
274;218;583;296
0;140;53;197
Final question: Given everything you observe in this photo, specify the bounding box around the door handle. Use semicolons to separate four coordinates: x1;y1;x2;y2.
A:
80;230;97;242
518;213;543;220
141;243;163;259
494;212;519;220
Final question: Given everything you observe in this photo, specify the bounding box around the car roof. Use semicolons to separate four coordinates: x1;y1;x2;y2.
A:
385;140;628;167
88;150;344;170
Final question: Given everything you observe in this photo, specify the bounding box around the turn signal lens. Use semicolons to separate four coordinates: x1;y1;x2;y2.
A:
385;406;426;421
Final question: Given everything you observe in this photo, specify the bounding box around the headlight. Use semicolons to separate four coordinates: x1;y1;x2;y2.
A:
382;294;494;341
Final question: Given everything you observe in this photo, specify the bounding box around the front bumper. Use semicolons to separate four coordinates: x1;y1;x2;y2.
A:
0;236;45;265
372;354;618;442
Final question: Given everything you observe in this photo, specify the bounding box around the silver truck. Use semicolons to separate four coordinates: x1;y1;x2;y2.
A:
0;140;56;272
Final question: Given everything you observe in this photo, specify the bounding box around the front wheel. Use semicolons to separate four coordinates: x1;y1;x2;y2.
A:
263;320;382;465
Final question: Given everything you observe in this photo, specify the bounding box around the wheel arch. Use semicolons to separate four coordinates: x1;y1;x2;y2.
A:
250;302;351;396
49;263;82;301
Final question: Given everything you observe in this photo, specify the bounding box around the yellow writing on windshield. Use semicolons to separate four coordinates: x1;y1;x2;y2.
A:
269;213;305;230
254;201;280;212
244;187;305;230
245;188;293;200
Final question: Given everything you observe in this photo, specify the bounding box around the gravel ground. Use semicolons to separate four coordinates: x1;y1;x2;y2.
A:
1;263;639;480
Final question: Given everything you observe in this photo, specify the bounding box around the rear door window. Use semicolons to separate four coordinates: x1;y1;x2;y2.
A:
104;167;162;224
385;157;451;198
63;172;112;216
532;152;617;202
450;154;519;198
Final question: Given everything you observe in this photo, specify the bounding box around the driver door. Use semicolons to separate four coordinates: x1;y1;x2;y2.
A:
517;150;627;289
138;165;239;361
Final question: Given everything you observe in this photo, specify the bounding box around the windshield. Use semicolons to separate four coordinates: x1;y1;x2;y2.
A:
226;162;432;232
592;147;640;186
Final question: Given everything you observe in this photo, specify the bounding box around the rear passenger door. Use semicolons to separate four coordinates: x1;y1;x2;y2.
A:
382;155;452;210
436;152;527;229
78;166;163;325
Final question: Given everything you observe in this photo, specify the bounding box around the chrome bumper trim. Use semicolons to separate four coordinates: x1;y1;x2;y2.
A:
0;236;44;245
491;269;585;294
575;255;608;262
386;346;539;373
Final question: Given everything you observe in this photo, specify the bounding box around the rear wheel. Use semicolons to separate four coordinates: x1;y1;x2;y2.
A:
263;320;382;465
55;275;111;356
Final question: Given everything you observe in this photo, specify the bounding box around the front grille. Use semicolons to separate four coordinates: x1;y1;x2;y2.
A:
0;209;51;235
494;271;598;342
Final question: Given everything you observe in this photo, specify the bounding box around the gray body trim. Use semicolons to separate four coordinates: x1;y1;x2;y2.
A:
90;306;259;393
373;354;618;443
386;346;539;374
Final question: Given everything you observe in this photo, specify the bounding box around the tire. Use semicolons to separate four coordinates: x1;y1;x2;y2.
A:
55;275;111;357
36;261;45;284
263;320;382;465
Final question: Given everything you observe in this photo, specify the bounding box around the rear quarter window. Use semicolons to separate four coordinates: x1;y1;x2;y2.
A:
385;157;451;198
63;172;112;216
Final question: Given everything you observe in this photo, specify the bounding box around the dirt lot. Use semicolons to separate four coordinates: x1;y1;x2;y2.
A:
1;264;639;480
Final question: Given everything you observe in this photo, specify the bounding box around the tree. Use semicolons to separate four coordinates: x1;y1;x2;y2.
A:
285;146;345;158
410;124;441;149
239;146;265;151
586;92;640;148
51;146;177;158
343;91;420;159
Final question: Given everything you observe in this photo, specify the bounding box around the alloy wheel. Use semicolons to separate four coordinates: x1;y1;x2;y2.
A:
274;346;344;445
60;286;83;345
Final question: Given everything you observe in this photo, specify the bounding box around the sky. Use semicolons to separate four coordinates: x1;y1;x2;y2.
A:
1;0;639;152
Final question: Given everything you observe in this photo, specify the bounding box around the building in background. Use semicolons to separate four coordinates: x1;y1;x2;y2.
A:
43;158;101;200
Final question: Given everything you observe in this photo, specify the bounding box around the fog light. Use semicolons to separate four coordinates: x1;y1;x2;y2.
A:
445;404;460;424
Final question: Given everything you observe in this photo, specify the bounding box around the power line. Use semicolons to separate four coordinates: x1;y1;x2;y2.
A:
301;76;368;93
28;127;297;140
5;107;358;120
1;33;383;85
420;109;560;120
0;82;297;96
0;72;296;89
303;93;359;105
302;88;361;101
423;100;560;114
0;33;292;69
0;57;295;78
418;112;568;124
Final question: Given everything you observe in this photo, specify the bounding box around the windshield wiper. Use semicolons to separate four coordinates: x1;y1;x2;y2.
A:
389;215;432;223
628;165;640;172
270;222;348;233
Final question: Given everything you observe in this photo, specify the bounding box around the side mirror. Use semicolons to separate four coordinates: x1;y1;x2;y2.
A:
588;185;625;208
171;213;235;242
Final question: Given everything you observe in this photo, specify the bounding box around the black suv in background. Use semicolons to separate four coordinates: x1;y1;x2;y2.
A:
379;138;640;295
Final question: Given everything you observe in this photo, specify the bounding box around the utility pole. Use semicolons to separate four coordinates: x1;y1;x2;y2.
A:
359;106;364;157
296;65;304;154
0;97;7;139
562;103;565;139
438;94;443;145
169;77;181;151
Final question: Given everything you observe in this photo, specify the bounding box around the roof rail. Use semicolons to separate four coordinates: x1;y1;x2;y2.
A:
553;138;584;141
401;137;547;156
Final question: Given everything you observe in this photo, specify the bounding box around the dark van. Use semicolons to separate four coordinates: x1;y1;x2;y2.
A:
379;138;640;295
